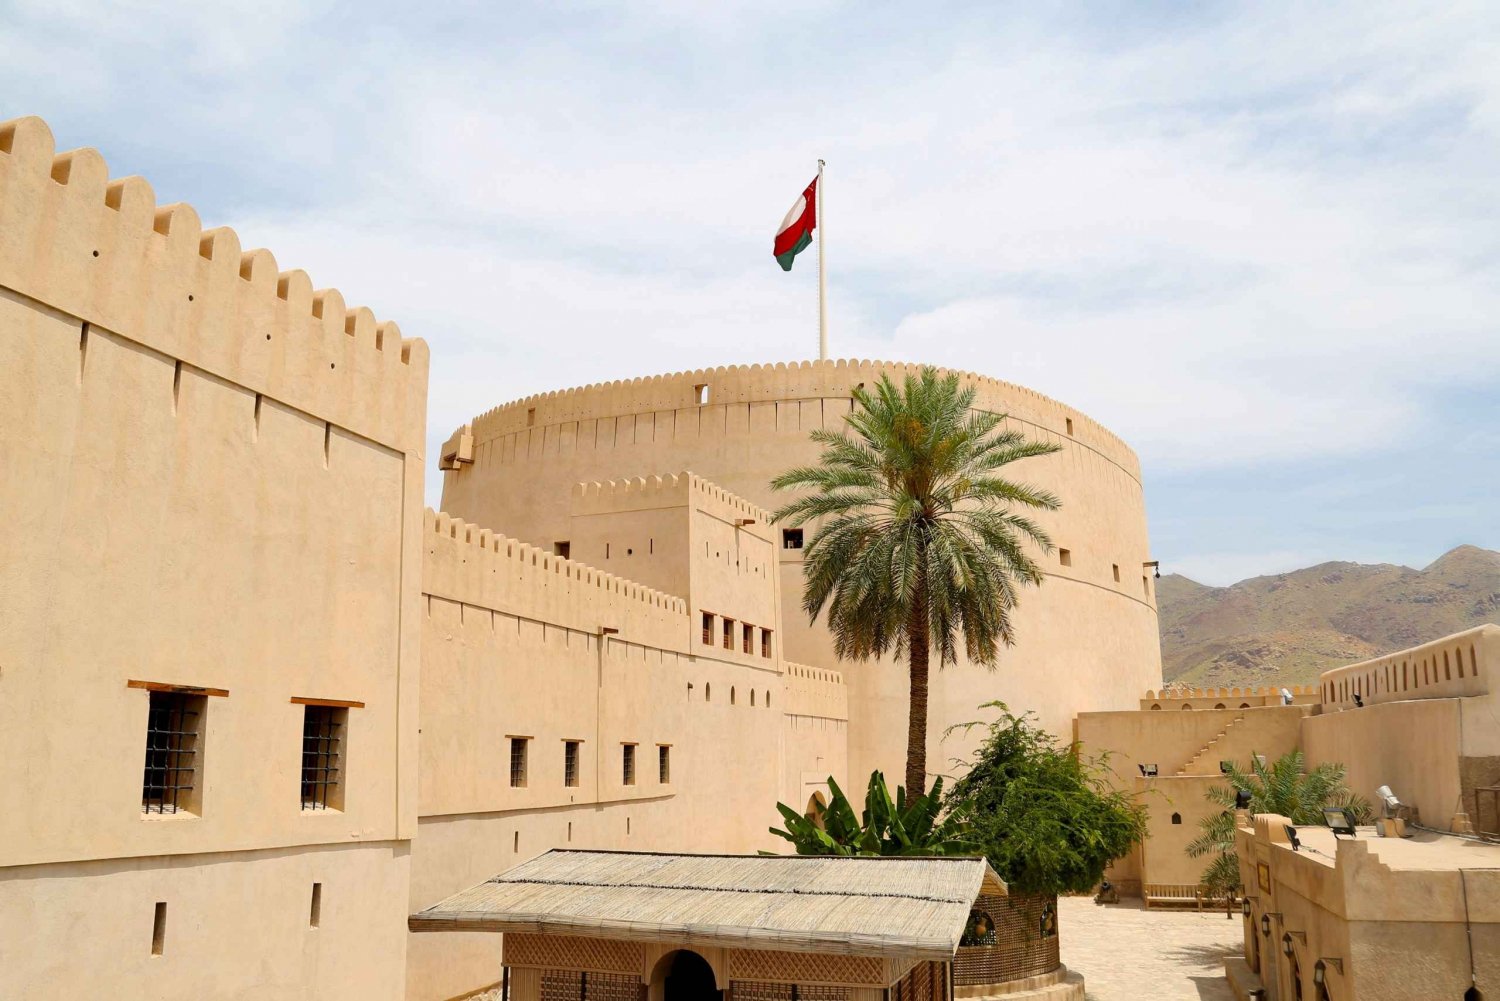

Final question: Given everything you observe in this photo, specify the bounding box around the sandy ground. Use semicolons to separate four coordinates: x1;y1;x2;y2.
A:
1058;896;1241;1001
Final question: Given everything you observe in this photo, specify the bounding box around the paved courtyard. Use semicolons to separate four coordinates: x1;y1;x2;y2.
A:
1059;896;1240;1001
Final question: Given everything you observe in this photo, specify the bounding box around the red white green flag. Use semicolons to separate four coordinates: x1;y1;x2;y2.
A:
774;176;818;271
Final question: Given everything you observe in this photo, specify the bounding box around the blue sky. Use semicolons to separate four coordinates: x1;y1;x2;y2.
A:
4;1;1496;585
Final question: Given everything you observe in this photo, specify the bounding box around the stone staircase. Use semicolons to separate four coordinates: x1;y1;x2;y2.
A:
1175;714;1247;776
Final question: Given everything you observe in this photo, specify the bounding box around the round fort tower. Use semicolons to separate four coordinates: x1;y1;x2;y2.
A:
438;359;1163;785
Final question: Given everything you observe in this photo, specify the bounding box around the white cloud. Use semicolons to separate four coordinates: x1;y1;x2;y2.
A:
3;0;1497;575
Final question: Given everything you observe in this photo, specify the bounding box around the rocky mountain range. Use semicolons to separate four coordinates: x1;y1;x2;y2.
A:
1158;545;1500;687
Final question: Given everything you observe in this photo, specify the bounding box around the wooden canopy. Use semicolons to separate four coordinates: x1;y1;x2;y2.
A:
409;850;1007;960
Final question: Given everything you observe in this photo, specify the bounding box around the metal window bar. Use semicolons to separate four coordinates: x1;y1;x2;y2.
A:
702;612;714;645
143;694;199;814
300;706;342;810
510;738;528;788
658;745;670;784
564;741;580;787
623;745;636;785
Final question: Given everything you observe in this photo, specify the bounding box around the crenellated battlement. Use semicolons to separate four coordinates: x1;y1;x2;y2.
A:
782;661;849;722
461;359;1139;477
571;472;773;526
0;115;427;451
425;508;687;615
1142;683;1318;704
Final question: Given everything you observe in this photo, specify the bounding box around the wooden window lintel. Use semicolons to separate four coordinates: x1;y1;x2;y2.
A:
290;696;365;709
129;679;229;698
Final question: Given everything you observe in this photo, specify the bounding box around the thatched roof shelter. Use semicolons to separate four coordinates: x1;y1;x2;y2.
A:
409;850;1007;960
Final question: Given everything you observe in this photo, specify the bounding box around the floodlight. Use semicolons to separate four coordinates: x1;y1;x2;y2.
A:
1284;825;1301;851
1138;763;1158;778
1323;806;1357;838
1220;760;1232;775
1280;687;1294;705
1376;785;1401;812
1235;788;1252;810
1353;693;1364;708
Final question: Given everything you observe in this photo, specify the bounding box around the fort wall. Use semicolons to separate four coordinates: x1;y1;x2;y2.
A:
440;361;1162;788
0;115;427;1001
412;480;848;1001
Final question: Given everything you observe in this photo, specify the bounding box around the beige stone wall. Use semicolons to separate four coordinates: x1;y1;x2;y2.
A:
1316;623;1497;709
1074;706;1305;890
440;361;1162;787
0;843;411;1001
0;115;426;1001
412;487;848;1000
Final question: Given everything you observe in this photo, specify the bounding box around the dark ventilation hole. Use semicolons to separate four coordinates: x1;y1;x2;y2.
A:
1171;813;1182;825
187;294;194;302
92;250;99;257
1464;989;1481;1001
329;363;336;369
265;334;271;340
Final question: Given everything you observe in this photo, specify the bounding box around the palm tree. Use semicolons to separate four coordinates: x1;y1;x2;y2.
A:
1187;750;1372;899
771;367;1061;795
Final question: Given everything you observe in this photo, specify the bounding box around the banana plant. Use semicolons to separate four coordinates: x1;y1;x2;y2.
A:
768;770;975;856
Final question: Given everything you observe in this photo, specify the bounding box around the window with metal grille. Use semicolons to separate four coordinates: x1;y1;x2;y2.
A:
509;737;529;788
742;623;753;654
301;706;346;810
142;692;205;815
761;628;772;658
701;612;714;645
723;618;735;649
622;744;636;786
782;528;803;550
658;745;670;784
564;740;581;787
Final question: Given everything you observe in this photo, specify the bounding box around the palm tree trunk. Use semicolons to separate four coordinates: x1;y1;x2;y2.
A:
906;586;930;798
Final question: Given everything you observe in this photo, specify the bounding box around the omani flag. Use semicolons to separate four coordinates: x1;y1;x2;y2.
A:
774;176;818;272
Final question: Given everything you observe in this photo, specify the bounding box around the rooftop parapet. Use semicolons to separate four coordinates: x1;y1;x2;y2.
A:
424;507;687;617
460;359;1140;479
1316;624;1497;710
0;115;427;452
571;473;773;531
1143;684;1318;704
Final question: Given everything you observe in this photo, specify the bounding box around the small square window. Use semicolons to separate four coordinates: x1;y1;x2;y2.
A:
301;705;347;811
622;744;637;786
564;740;580;788
143;692;205;815
658;745;671;784
554;541;570;559
509;737;529;788
694;384;710;405
1058;548;1072;567
782;528;804;550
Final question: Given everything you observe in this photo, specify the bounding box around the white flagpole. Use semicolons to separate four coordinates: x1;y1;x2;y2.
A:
817;158;827;361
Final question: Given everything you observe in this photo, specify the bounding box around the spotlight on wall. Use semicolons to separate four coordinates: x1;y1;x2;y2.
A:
1284;825;1302;851
1353;693;1364;708
1376;785;1402;815
1323;806;1358;839
1138;763;1159;778
1235;788;1253;810
1143;560;1161;579
1280;687;1294;705
1313;958;1343;985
